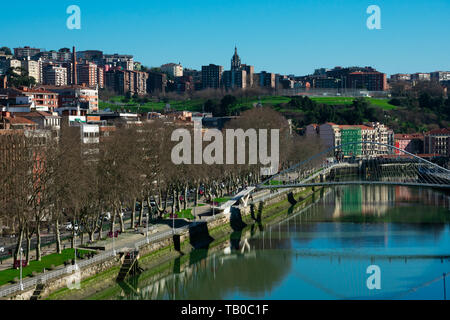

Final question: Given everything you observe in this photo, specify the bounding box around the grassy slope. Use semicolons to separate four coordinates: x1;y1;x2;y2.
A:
99;95;397;113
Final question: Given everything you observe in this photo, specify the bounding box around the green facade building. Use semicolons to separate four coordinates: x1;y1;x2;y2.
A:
341;127;362;156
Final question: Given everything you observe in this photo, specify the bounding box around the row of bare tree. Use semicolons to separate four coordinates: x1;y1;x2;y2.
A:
0;107;324;263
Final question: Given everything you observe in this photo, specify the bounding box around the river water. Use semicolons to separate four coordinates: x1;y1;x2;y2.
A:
101;186;450;300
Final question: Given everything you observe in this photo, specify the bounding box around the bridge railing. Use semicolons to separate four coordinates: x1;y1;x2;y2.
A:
258;141;450;189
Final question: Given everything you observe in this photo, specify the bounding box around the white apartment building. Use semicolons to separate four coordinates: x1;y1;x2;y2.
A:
161;63;183;77
314;122;394;157
44;65;68;86
21;58;42;83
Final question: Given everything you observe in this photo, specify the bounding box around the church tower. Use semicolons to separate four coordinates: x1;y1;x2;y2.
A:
231;46;241;71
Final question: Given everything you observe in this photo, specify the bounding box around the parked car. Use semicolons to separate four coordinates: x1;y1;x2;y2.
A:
103;212;111;221
66;223;79;231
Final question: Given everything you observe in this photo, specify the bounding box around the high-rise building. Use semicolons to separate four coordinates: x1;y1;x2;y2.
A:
77;62;98;88
242;64;254;88
202;64;223;89
347;71;387;91
43;65;68;86
258;71;276;89
105;69;148;96
21;57;42;83
147;71;167;94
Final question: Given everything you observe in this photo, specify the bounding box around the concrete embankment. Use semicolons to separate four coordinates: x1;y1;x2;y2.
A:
7;186;319;300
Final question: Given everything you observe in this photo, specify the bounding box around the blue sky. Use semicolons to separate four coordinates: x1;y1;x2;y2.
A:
1;0;449;76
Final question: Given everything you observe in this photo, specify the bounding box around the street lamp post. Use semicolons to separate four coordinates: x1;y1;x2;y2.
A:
146;210;149;244
111;213;116;256
19;247;23;291
172;209;175;235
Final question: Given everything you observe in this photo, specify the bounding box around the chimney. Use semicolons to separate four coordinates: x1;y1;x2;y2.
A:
73;46;78;85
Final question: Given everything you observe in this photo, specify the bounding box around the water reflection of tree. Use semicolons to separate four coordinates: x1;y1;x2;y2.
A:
171;250;293;300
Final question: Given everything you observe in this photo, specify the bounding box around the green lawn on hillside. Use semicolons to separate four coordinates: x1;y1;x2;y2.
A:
99;95;396;113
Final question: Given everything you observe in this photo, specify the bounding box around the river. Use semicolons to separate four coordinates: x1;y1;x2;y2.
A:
94;185;450;300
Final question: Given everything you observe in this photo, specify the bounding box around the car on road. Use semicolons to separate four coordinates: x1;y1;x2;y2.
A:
65;223;79;231
103;212;111;221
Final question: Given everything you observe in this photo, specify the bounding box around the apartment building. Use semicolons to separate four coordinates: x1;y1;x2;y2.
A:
103;54;134;71
161;63;183;77
147;71;167;94
43;65;68;86
201;64;223;89
7;87;59;112
105;69;148;96
77;62;99;88
315;122;394;157
46;85;99;113
424;128;450;156
13;46;41;59
26;60;41;83
394;133;424;155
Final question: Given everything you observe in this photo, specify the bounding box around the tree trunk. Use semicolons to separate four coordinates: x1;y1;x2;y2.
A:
130;198;136;229
26;236;31;263
118;205;125;233
110;208;116;233
147;195;152;221
176;189;181;212
98;217;104;241
89;231;95;243
138;199;144;226
183;185;188;210
55;219;61;254
35;221;41;261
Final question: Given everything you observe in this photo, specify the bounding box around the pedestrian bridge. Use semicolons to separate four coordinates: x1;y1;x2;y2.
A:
257;142;450;190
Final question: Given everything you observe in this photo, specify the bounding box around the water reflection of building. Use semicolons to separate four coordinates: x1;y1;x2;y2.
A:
324;185;450;219
324;186;396;218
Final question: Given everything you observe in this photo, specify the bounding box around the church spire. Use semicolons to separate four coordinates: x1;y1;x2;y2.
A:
231;46;241;71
